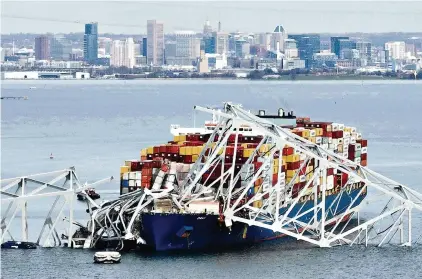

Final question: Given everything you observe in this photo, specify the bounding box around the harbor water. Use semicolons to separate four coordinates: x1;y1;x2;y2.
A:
1;80;422;279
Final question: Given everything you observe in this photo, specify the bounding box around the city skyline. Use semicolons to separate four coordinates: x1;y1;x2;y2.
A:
2;1;422;34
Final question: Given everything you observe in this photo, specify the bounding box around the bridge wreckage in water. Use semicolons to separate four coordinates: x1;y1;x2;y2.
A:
2;103;422;251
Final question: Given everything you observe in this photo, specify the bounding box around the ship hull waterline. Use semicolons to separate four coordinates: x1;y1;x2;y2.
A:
138;186;366;251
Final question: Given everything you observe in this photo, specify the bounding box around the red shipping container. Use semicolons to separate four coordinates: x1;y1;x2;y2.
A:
225;146;235;156
159;145;167;153
323;131;332;137
361;153;367;160
152;159;162;168
283;147;294;156
132;161;143;171
184;155;193;164
287;161;300;170
143;160;153;168
141;175;151;184
254;161;263;171
272;173;278;185
153;146;160;154
143;168;153;176
327;168;334;176
357;139;368;147
332;130;344;138
186;134;200;141
247;143;258;148
341;173;349;186
167;145;179;154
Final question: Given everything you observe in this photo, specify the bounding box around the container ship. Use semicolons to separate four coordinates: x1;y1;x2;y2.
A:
111;106;368;251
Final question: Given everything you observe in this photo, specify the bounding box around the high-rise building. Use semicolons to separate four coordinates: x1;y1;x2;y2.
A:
142;38;147;57
35;35;50;60
147;20;164;65
98;37;113;55
235;39;249;58
330;36;349;57
384;41;406;60
110;38;135;68
84;22;98;63
271;25;287;52
283;39;298;59
203;20;213;37
204;36;216;54
338;39;356;59
212;32;229;55
355;41;372;61
50;34;72;60
288;34;320;68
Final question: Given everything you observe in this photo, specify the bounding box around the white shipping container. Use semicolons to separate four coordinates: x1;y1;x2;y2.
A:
354;158;361;164
338;138;344;145
309;130;316;137
338;124;344;131
135;172;142;180
279;172;286;179
332;139;338;145
342;151;348;158
299;153;306;161
321;143;329;150
328;137;333;144
350;138;356;144
322;137;329;144
315;137;322;144
343;145;349;152
351;127;357;133
129;180;135;187
135;179;141;187
327;175;334;190
299;175;306;182
129;172;136;180
343;132;351;138
355;143;362;150
332;123;339;131
356;133;362;140
343;138;350;146
361;147;368;154
123;173;129;180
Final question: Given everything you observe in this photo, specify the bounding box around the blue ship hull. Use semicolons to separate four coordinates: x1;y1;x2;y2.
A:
139;186;367;251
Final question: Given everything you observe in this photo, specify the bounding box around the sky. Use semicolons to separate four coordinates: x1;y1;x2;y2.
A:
1;0;422;34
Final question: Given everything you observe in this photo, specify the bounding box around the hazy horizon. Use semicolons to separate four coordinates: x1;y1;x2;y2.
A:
1;1;421;35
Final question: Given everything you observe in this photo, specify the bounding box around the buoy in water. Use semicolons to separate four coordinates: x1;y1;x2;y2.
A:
50;153;54;159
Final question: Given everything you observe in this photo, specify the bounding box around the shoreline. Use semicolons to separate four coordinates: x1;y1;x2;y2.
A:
1;76;419;81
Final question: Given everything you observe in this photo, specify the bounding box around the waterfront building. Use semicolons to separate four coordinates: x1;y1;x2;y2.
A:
110;38;135;68
35;35;50;60
288;34;320;69
84;22;98;63
147;20;164;65
384;41;406;60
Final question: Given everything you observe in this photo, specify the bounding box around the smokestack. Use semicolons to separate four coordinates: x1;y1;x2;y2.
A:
218;21;221;32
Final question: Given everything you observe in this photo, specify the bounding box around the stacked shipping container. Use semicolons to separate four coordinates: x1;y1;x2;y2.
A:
120;117;368;207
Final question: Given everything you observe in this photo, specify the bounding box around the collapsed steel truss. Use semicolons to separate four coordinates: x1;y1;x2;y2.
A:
179;103;422;247
87;103;422;249
1;168;112;247
3;103;422;250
